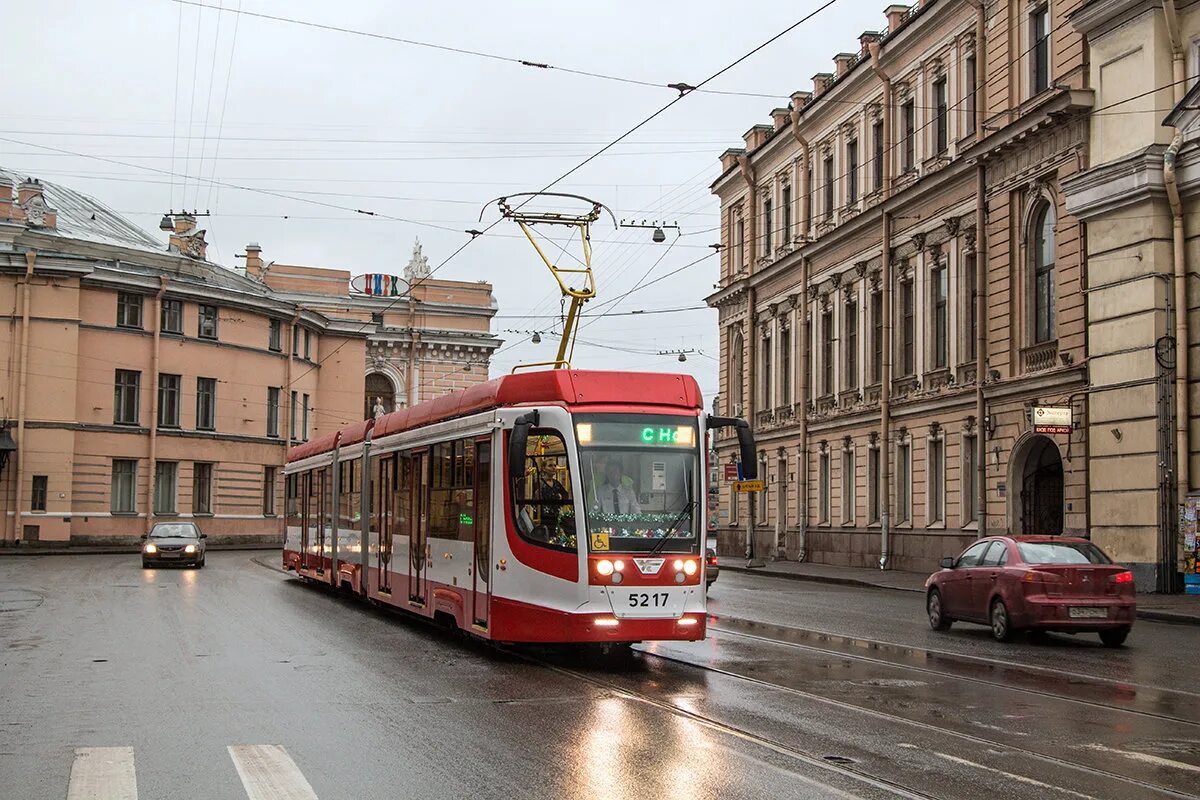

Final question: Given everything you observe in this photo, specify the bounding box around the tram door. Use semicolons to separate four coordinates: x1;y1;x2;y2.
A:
376;455;394;595
409;450;428;605
315;467;329;574
471;439;492;628
299;471;312;571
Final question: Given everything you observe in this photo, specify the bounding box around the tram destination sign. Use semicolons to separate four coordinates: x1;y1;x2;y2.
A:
575;420;696;447
1032;406;1072;435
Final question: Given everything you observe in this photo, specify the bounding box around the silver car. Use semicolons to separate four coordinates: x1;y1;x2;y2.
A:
141;522;207;568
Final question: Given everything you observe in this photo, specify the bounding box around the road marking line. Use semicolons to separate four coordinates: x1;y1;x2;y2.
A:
927;751;1097;800
66;747;138;800
1082;743;1200;775
228;745;318;800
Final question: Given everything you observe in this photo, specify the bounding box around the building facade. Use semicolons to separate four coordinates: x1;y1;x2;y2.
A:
0;172;499;547
708;1;1102;575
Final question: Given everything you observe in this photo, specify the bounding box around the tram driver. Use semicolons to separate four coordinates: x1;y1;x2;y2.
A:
596;459;641;516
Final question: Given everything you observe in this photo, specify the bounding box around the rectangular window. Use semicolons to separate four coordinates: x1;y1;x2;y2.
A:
902;101;916;171
781;185;792;242
268;319;282;352
114;369;141;425
872;120;884;191
823;156;835;217
819;451;831;524
31;475;47;512
734;217;745;272
845;301;858;389
196;377;216;431
900;281;915;376
290;390;298;440
161;299;183;334
198;304;218;339
780;328;791;406
841;448;855;525
1032;6;1050;94
934;77;948;154
897;441;911;524
117;292;143;329
267;387;280;438
157;373;181;428
292;325;301;356
192;462;213;515
760;335;772;408
963;434;978;525
304;329;312;360
154;461;178;515
928;438;944;525
806;165;814;228
932;261;948;368
867;446;880;523
871;291;883;384
263;466;277;516
759;463;768;522
966;55;977;133
763;198;773;254
847;139;859;204
302;393;310;441
111;460;137;514
821;310;834;395
430;439;476;542
965;252;978;360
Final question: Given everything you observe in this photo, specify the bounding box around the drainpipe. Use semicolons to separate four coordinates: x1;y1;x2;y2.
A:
10;252;35;544
975;165;988;535
1164;0;1191;585
797;258;810;561
736;153;760;564
870;40;893;569
145;276;168;534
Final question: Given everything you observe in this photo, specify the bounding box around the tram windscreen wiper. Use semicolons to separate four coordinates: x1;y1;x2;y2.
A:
649;497;696;556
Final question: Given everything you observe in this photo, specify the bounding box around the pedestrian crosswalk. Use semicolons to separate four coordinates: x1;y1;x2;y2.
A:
64;745;318;799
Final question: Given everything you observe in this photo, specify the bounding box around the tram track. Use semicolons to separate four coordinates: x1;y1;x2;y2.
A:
708;617;1200;728
627;637;1198;800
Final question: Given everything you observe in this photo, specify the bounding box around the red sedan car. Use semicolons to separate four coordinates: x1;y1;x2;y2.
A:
925;536;1136;646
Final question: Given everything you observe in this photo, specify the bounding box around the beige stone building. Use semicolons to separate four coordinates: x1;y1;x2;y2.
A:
0;172;499;547
708;2;1101;576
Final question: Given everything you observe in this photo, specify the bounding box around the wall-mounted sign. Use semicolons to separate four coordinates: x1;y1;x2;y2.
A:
733;479;764;493
350;273;408;296
1032;406;1072;434
723;464;740;482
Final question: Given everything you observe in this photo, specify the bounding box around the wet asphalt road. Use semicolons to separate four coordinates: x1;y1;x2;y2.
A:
0;553;1197;800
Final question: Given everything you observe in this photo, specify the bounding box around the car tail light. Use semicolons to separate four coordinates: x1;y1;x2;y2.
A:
1022;570;1062;596
1113;571;1134;585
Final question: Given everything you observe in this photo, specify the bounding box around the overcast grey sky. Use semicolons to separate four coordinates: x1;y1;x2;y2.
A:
3;0;872;400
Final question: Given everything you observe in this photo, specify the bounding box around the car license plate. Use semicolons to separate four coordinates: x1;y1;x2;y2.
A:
1069;606;1107;619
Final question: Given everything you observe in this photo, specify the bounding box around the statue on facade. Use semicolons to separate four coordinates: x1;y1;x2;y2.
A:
403;237;431;281
372;396;386;419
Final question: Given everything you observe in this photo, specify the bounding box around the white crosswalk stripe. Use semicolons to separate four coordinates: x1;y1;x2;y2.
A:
228;744;319;800
66;747;138;800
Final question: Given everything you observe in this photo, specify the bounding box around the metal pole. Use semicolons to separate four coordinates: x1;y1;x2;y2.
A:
10;252;34;544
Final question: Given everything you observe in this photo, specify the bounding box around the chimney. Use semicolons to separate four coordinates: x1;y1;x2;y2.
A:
720;148;746;173
859;30;884;55
15;178;57;229
244;242;264;279
0;176;13;222
790;91;813;111
834;53;857;77
742;124;772;151
167;213;207;260
771;107;791;130
813;72;834;96
885;5;910;33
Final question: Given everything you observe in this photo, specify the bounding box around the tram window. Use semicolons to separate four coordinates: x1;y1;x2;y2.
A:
339;460;361;527
430;439;476;542
513;431;576;551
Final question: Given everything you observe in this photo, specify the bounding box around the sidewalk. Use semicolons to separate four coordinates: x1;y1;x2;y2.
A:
722;559;1200;626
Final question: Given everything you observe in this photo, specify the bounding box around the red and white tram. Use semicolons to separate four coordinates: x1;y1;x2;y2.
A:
282;369;756;644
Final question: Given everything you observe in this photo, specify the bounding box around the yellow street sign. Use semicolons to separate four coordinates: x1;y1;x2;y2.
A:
591;533;610;551
733;480;764;493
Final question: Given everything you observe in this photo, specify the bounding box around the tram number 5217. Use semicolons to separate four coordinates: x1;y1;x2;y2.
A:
628;592;670;608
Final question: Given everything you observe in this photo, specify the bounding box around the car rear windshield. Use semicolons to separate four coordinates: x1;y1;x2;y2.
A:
1017;541;1111;565
150;524;199;538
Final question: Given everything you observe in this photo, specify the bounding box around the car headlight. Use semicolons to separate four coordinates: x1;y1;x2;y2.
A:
184;544;197;554
143;543;158;554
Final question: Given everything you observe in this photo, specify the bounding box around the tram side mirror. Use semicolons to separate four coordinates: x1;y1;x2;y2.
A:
508;411;540;496
940;557;955;570
706;415;758;480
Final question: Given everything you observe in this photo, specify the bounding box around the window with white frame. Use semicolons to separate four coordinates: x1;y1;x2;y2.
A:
927;432;945;526
902;100;916;171
193;462;213;515
781;185;792;242
1031;5;1051;95
759;458;769;522
780;327;792;407
111;460;137;514
847;139;859;204
897;437;912;525
962;432;978;526
899;277;915;376
734;215;745;273
1032;200;1057;344
934;76;948;154
763;197;774;254
963;251;978;361
819;447;831;525
823;154;835;217
931;258;948;369
730;330;744;413
760;331;772;409
965;54;977;133
845;299;858;390
821;309;834;395
841;444;855;525
867;443;880;524
154;461;178;515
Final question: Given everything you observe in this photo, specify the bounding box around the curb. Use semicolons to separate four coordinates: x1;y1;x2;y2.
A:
721;563;1200;627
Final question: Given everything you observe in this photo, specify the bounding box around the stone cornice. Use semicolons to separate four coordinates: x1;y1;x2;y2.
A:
1069;0;1160;37
1062;145;1168;221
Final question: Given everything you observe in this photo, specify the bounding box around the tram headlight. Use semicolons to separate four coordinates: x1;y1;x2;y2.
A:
613;560;625;572
596;559;615;576
673;559;684;572
683;559;697;576
143;543;158;554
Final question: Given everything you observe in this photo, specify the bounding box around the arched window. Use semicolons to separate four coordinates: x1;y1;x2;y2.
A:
730;332;744;413
1032;201;1056;343
364;372;395;420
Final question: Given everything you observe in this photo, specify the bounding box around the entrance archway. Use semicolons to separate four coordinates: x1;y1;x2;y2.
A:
1011;434;1064;536
365;372;396;420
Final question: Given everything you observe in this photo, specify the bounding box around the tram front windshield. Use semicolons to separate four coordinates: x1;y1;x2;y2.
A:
576;415;701;555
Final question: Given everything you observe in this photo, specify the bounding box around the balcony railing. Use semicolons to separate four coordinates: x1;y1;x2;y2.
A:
1022;340;1059;374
